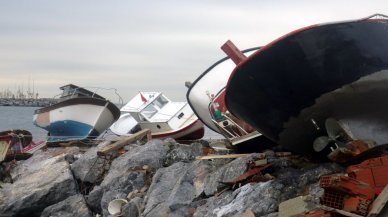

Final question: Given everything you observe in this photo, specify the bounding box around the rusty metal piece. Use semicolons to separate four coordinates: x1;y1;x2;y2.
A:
221;40;247;65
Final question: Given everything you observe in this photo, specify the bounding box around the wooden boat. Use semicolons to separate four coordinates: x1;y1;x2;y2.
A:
110;92;204;141
225;14;388;155
33;84;120;143
0;129;45;162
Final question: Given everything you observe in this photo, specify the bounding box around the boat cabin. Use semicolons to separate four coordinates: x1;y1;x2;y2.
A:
59;84;105;100
121;92;194;133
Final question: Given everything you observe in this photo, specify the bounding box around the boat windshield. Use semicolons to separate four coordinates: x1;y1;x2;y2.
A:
152;95;168;109
141;104;158;119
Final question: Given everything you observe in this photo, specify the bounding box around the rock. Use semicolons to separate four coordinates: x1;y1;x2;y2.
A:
121;197;143;217
203;153;263;196
194;181;283;217
40;194;93;217
71;141;111;184
10;147;80;182
87;139;169;214
164;142;203;166
142;160;213;217
0;159;77;217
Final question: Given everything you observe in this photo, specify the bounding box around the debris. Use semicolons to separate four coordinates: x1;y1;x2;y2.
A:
222;164;272;186
240;208;256;217
367;185;388;217
278;196;317;217
195;153;249;160
347;155;388;194
320;175;375;216
97;129;151;156
328;140;373;163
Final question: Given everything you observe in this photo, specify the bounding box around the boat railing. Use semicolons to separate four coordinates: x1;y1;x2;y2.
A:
211;112;261;145
53;86;124;107
361;13;388;20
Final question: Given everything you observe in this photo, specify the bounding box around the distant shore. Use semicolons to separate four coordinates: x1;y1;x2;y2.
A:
0;98;58;107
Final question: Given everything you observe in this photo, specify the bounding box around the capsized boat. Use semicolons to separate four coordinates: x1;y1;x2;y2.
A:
0;129;45;162
110;92;204;140
187;41;276;149
225;14;388;155
33;84;121;143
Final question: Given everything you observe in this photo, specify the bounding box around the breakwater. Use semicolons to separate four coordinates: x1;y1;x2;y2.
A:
0;98;58;107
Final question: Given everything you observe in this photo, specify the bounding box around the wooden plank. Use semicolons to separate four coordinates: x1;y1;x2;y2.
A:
319;205;363;217
0;141;10;162
97;129;151;156
368;185;388;217
195;154;249;160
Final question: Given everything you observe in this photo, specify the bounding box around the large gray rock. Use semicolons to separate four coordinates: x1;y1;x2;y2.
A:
87;139;169;213
40;194;92;217
71;141;111;184
142;160;214;217
0;159;77;217
194;181;283;217
11;147;80;182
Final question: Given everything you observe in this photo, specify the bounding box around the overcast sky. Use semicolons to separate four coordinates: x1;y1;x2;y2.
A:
1;0;387;103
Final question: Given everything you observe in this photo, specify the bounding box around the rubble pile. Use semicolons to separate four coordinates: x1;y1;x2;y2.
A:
1;136;388;217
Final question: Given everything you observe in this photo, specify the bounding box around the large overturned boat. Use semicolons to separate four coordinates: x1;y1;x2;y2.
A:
225;14;388;155
33;84;120;143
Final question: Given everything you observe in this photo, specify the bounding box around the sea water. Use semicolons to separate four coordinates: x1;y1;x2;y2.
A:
0;106;223;141
0;106;47;140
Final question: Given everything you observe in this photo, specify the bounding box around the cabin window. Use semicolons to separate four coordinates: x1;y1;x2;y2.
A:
141;104;157;119
153;95;168;109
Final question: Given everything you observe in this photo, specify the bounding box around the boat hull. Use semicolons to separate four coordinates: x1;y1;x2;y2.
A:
225;18;388;154
110;113;204;141
186;48;259;133
34;97;120;142
151;118;204;141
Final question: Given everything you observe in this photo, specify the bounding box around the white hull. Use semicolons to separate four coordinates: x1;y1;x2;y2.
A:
34;98;120;141
187;49;258;133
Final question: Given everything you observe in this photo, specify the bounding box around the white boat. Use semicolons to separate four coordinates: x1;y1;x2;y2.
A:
186;42;270;147
33;84;121;142
110;92;204;141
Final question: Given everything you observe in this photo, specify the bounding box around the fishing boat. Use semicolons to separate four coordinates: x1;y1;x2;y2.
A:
0;129;45;162
110;92;204;141
225;14;388;155
33;84;121;143
186;42;274;148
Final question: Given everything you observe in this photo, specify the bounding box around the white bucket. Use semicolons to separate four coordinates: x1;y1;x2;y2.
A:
107;198;128;215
